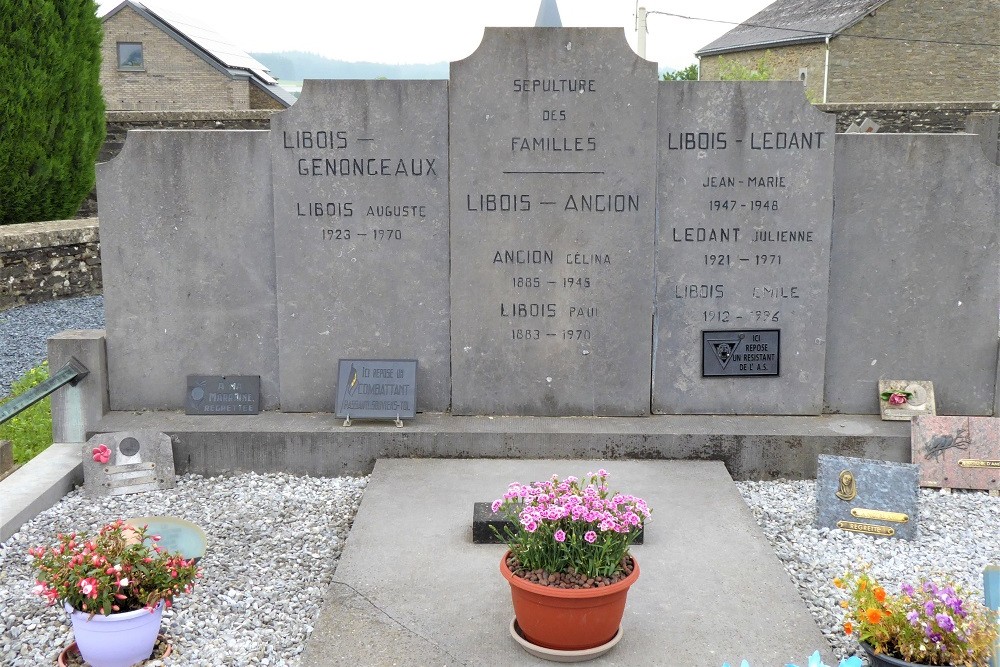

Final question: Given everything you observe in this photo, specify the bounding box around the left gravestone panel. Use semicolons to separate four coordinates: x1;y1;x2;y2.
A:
96;131;279;410
271;80;451;413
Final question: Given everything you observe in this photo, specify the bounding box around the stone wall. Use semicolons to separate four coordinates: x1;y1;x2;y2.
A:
101;4;248;111
830;0;1000;103
698;43;826;103
0;219;101;310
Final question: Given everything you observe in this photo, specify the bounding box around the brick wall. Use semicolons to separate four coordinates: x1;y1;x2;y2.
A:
0;219;101;310
830;0;1000;103
249;82;287;110
101;5;249;111
699;43;827;103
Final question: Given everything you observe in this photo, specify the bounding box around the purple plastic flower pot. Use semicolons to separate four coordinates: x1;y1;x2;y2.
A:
65;601;163;667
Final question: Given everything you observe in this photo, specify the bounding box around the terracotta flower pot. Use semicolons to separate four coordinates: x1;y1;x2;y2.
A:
500;550;640;651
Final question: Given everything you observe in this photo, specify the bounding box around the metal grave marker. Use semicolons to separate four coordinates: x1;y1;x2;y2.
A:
702;329;779;377
83;431;176;497
185;375;260;415
816;454;919;540
335;359;417;424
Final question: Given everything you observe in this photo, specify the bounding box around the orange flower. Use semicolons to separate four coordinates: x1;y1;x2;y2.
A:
866;607;884;624
833;578;844;589
874;586;886;602
844;621;853;635
859;579;868;592
840;600;849;609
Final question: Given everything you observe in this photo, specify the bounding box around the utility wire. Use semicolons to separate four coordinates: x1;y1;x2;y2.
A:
644;10;1000;49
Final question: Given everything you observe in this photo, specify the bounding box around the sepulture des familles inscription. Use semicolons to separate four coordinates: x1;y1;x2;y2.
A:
450;28;657;416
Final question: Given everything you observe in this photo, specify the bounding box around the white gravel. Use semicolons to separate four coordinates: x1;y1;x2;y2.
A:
0;473;366;666
735;480;1000;662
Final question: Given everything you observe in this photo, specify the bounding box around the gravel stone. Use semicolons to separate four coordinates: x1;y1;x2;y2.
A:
0;473;366;666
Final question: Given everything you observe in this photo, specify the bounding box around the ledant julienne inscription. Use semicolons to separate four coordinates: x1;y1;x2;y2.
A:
271;80;450;413
655;82;835;415
450;28;657;416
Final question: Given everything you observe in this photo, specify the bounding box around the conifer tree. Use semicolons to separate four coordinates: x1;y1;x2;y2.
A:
0;0;105;225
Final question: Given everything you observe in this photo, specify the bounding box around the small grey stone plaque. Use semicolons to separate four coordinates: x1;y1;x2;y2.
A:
449;28;657;416
185;375;260;415
654;82;835;415
816;454;919;540
83;431;176;497
335;359;416;420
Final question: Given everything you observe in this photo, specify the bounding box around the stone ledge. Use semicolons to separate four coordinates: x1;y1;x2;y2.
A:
0;218;99;252
106;110;278;122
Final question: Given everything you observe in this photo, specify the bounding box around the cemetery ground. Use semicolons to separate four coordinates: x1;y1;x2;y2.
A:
1;457;996;665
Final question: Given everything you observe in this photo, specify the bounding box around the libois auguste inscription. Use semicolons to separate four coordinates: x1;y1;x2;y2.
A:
450;28;657;416
271;80;450;412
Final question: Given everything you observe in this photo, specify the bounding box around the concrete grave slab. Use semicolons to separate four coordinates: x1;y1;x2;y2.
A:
817;454;919;540
270;80;450;413
96;130;279;411
655;82;835;415
449;28;657;416
912;415;1000;491
83;431;175;497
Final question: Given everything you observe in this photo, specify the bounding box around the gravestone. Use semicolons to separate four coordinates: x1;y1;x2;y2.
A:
83;431;175;497
449;28;657;416
96;131;279;410
912;415;1000;491
816;454;919;540
654;82;835;414
270;80;450;412
825;135;1000;415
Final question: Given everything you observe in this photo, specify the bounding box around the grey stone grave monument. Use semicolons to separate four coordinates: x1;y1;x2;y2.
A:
654;82;835;415
270;80;451;412
449;28;657;416
816;454;919;540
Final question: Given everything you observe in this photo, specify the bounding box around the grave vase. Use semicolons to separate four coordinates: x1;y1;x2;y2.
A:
65;601;163;667
500;550;639;652
859;642;933;667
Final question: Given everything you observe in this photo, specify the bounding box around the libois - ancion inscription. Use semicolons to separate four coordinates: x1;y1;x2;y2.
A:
449;28;657;416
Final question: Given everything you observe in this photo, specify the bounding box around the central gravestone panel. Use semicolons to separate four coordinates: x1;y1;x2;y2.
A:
450;28;657;416
271;80;450;412
654;82;835;414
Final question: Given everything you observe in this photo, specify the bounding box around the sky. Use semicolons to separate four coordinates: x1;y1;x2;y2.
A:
97;0;774;71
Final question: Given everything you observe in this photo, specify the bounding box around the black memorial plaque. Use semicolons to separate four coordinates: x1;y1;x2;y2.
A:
185;375;260;415
336;359;417;420
702;330;780;377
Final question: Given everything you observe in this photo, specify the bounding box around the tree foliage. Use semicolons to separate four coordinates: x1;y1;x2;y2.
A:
661;64;699;81
717;52;774;81
0;0;105;225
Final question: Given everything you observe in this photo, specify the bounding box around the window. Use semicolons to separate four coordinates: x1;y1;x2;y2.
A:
117;42;144;70
798;68;808;85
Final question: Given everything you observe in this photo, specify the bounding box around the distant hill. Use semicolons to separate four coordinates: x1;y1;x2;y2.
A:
250;51;448;81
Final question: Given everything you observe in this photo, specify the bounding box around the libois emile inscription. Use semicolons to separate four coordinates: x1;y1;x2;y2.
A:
271;80;451;413
654;82;835;415
450;29;657;416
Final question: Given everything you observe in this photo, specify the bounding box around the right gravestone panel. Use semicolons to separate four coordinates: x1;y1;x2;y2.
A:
654;82;835;415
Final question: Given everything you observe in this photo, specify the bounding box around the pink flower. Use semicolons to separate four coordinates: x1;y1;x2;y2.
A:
554;530;566;543
79;577;99;599
584;530;597;543
524;520;538;533
491;499;502;513
888;393;907;405
91;444;111;464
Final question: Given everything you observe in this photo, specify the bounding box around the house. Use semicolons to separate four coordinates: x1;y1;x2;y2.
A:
695;0;1000;103
100;1;295;111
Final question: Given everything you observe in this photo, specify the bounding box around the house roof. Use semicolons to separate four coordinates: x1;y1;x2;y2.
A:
696;0;892;57
101;0;296;107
